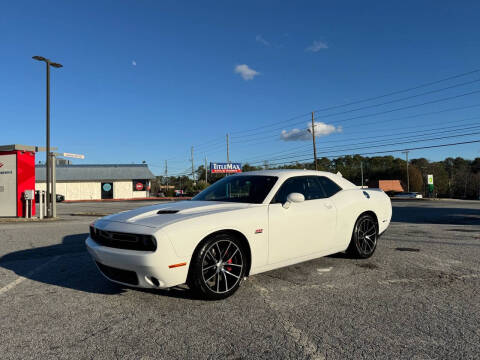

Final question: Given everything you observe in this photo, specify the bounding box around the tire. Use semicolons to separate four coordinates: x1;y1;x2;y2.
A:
188;234;246;300
346;213;378;259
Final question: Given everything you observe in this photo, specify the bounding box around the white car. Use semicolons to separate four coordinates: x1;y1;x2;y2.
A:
86;170;392;299
393;192;423;199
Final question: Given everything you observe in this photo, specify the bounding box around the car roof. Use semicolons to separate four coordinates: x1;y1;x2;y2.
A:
234;169;357;189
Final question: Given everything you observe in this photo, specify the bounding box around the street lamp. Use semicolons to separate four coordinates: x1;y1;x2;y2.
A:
32;56;63;217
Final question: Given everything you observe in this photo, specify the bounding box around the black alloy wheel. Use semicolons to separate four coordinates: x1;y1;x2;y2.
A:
347;214;378;259
189;234;246;300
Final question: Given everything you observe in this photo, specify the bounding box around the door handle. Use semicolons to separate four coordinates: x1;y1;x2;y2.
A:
324;203;333;209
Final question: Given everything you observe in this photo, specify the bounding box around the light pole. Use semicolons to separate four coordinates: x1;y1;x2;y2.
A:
32;56;62;217
402;150;410;192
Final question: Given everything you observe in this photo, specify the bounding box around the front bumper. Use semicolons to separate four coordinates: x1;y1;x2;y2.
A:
86;236;189;289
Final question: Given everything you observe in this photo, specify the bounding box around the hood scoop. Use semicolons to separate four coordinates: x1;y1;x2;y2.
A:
157;210;179;214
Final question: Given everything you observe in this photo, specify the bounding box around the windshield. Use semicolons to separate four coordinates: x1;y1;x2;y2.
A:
192;175;278;204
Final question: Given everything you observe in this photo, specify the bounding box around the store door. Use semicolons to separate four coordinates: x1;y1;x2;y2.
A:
101;182;113;199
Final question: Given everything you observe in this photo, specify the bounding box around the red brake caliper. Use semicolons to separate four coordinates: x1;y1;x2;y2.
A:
226;258;232;271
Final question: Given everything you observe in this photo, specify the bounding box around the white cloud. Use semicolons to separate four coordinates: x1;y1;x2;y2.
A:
256;34;270;47
305;40;328;52
132;60;137;66
280;122;342;141
234;64;260;81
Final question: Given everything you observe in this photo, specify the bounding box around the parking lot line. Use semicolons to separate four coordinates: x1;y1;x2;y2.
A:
0;255;61;296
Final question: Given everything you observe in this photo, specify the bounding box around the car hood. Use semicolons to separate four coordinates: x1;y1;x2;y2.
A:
98;200;253;229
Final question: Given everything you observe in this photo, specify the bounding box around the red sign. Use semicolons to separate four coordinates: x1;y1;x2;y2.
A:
135;182;144;191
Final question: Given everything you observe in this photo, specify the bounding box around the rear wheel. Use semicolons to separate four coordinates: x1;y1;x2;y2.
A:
346;214;378;259
188;234;246;300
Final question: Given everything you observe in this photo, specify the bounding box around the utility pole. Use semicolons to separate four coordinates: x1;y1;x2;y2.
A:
361;161;364;188
164;160;168;194
311;112;318;171
205;156;208;183
402;150;410;192
226;133;230;163
191;146;195;182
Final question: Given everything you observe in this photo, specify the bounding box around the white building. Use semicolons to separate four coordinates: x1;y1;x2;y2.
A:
35;164;155;201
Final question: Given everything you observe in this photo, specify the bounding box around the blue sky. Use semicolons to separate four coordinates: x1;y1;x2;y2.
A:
1;1;480;175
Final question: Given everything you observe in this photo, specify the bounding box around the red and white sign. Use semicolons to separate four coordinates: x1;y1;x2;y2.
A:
210;162;242;174
135;182;144;191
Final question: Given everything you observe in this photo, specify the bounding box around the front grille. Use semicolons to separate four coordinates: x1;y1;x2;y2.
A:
90;226;156;251
96;262;139;285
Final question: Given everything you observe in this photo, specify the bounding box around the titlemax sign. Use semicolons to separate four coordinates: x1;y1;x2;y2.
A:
210;162;242;174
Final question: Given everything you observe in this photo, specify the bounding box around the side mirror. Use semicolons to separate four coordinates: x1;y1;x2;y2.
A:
283;192;305;209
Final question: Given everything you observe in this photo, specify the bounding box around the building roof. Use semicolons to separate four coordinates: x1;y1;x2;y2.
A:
35;164;155;182
378;180;404;192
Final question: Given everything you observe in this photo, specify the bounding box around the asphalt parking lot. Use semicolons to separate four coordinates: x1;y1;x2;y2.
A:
1;199;479;359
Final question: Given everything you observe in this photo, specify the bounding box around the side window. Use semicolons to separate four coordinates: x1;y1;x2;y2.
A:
317;176;342;197
305;176;327;200
272;177;309;203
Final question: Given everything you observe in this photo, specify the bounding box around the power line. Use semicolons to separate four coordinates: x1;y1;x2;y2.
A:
327;89;480;125
164;68;480;165
241;118;480;164
263;139;480;167
229;68;480;137
229;105;480;151
246;129;480;165
230;100;480;144
312;77;480;120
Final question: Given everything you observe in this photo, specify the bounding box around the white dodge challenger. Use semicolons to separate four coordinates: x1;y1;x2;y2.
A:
86;170;392;299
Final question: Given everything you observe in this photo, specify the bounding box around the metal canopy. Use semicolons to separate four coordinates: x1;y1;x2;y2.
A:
35;164;155;182
0;144;58;152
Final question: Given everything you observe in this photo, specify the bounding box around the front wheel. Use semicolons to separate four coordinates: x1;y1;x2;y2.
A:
188;234;246;300
346;214;378;259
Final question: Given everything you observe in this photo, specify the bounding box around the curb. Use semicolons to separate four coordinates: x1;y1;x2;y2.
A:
0;217;62;223
63;197;192;203
69;213;109;217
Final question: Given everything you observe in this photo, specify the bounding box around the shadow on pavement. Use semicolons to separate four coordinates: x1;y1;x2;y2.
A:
392;206;480;225
0;233;195;299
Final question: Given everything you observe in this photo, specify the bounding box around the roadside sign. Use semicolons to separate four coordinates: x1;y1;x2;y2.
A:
210;162;242;174
135;182;144;191
427;174;434;194
60;152;85;159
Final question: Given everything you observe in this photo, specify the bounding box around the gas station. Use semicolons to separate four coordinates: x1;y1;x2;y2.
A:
0;144;84;219
0;145;39;218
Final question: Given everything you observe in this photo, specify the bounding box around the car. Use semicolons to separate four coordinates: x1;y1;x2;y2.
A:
86;170;392;299
35;191;65;203
393;192;423;199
